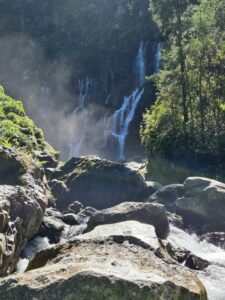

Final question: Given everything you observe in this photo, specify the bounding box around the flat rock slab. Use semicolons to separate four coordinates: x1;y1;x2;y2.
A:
0;240;207;300
78;220;160;250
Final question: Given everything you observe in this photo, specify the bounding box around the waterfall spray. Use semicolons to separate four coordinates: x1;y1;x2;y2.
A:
69;77;91;157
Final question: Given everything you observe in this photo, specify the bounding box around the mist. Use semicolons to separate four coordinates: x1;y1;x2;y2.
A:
0;35;112;159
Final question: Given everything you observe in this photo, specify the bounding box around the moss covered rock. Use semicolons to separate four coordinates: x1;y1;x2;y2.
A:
51;156;149;210
0;85;47;150
0;85;59;173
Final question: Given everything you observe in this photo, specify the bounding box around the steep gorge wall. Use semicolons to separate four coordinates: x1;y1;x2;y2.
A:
0;0;158;159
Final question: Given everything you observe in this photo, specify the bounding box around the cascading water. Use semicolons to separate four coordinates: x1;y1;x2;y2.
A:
111;89;144;160
169;225;225;300
110;41;146;160
68;41;150;160
69;77;91;157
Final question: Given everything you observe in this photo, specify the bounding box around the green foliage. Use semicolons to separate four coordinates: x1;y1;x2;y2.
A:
142;0;225;181
147;156;200;185
0;85;46;151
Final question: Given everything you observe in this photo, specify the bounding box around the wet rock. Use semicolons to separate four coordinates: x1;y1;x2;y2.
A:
164;242;209;270
83;202;170;239
51;156;149;210
38;216;66;244
62;213;79;225
185;252;209;271
167;212;185;230
177;177;225;231
164;242;187;263
200;232;225;250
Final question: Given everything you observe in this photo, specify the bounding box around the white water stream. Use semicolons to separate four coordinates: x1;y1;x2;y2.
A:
111;88;144;160
169;226;225;300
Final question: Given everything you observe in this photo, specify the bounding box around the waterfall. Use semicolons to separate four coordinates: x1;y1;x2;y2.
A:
154;43;161;73
78;77;91;107
69;77;91;157
111;88;144;160
68;41;147;160
135;41;146;87
169;225;225;300
109;41;146;160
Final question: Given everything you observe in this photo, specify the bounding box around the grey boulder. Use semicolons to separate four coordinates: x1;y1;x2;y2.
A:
50;156;149;210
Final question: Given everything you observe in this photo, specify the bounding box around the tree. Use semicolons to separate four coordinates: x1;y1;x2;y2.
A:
150;0;192;125
142;0;225;181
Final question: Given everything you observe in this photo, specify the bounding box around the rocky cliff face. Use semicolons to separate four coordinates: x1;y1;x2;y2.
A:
0;0;158;159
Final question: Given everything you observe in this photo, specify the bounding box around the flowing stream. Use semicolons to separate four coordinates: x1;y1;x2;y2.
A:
169;226;225;300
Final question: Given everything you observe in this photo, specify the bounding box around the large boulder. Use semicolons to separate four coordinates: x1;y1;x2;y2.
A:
50;156;149;210
149;184;184;212
81;202;170;239
176;177;225;231
0;238;207;300
0;185;46;276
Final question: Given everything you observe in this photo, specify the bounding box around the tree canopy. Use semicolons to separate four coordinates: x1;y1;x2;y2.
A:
141;0;225;181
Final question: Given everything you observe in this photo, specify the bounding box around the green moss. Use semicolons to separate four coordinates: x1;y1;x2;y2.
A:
0;85;47;152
